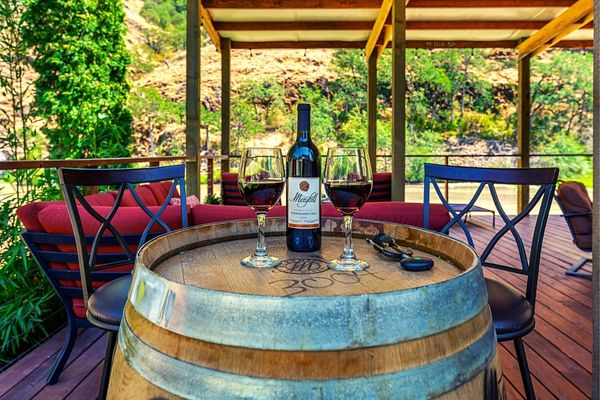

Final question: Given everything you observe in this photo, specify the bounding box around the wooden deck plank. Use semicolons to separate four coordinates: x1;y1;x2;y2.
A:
0;328;103;400
64;361;103;400
499;344;558;399
503;340;589;400
0;328;66;397
0;216;590;400
31;335;106;400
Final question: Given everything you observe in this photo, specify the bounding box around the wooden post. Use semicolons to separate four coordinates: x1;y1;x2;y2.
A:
221;38;231;173
391;0;406;201
592;0;599;396
367;50;378;173
517;55;531;213
186;0;201;198
207;158;214;197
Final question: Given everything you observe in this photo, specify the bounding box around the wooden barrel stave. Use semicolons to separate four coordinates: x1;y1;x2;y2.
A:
108;219;502;399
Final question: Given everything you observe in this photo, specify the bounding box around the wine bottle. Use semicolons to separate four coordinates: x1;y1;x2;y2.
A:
286;103;322;252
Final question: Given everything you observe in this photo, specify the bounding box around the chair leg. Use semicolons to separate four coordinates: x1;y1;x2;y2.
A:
565;257;592;279
514;338;536;400
47;313;78;384
98;331;117;400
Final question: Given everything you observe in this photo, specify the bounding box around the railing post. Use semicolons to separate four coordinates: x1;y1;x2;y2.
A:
207;158;214;197
517;55;531;214
444;155;449;201
149;161;159;167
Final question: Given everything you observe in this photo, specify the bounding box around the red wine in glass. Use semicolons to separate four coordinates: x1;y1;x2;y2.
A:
238;147;285;268
240;180;285;213
324;181;372;215
323;148;373;271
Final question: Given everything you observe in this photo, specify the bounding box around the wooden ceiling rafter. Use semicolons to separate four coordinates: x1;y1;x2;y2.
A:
365;0;395;61
213;20;594;31
200;3;222;51
517;0;593;59
530;10;593;56
229;39;592;49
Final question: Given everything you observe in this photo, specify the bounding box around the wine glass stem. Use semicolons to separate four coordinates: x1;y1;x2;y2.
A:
255;212;268;257
341;214;355;261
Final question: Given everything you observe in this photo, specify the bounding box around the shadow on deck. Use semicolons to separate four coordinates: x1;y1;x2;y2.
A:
0;216;592;400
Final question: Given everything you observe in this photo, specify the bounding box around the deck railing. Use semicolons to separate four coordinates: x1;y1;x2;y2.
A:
0;152;592;201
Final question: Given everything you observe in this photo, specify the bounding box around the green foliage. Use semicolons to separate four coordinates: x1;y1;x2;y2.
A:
129;87;184;125
530;51;593;147
239;79;287;129
299;85;335;148
406;130;445;183
141;0;185;29
231;97;261;151
457;111;512;140
533;131;592;180
140;0;186;53
23;0;133;159
0;175;62;366
203;193;223;205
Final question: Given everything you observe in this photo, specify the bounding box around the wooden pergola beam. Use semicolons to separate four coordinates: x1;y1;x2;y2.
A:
200;3;222;50
215;20;592;31
376;25;393;59
530;11;593;57
186;0;202;198
593;1;599;396
517;0;593;59
202;0;576;8
365;0;394;61
229;39;592;49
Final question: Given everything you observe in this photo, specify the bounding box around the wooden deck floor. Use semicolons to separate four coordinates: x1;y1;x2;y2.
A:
0;216;592;400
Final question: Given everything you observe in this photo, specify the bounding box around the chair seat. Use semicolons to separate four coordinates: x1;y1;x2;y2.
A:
485;278;534;338
87;275;131;330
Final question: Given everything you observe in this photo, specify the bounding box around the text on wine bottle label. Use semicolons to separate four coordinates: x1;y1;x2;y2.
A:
287;177;320;229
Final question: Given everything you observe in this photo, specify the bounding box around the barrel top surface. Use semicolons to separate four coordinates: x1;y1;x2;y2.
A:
153;236;461;296
143;218;473;298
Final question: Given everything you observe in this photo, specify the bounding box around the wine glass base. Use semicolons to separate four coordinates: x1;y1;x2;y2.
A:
241;255;281;268
327;258;370;271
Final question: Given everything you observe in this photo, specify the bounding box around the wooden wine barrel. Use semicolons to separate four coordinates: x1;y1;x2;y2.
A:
108;218;502;399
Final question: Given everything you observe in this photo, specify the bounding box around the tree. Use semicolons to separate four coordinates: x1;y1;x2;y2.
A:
23;0;133;159
0;0;37;170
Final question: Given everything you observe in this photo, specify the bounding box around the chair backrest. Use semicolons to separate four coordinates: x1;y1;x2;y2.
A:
555;181;593;252
423;163;558;307
368;173;392;202
221;172;246;206
58;165;188;306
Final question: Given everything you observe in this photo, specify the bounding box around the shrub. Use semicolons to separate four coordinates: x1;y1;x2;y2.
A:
533;132;592;180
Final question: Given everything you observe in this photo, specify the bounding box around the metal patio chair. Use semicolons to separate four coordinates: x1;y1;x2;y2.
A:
423;163;558;400
554;181;592;279
58;165;187;399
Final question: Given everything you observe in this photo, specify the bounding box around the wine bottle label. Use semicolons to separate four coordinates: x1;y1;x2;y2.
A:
287;177;320;229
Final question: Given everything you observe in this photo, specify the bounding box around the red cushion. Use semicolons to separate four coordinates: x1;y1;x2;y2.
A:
38;204;185;236
72;298;86;319
83;192;116;207
556;181;593;250
17;201;64;232
191;202;450;230
121;185;158;207
221;172;246;206
369;173;392;202
191;204;285;224
148;181;179;203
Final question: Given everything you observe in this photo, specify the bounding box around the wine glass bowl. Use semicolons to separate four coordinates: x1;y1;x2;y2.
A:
238;148;285;268
324;148;373;271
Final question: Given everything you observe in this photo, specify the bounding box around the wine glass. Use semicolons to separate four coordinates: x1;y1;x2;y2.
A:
324;148;373;271
238;148;286;268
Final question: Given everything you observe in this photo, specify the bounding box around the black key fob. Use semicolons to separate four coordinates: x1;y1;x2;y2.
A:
401;256;434;271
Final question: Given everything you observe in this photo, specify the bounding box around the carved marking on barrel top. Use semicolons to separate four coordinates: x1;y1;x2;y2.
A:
269;257;383;296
